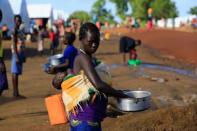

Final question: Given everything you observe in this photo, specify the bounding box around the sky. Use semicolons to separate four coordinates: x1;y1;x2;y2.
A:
26;0;197;21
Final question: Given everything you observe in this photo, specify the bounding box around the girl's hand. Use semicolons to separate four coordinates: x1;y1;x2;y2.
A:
117;90;133;98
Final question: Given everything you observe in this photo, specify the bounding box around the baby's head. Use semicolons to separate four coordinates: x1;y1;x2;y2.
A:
79;22;100;54
64;32;76;45
52;72;67;90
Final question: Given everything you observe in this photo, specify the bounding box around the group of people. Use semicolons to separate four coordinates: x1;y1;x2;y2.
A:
33;23;61;56
50;22;132;131
1;13;140;130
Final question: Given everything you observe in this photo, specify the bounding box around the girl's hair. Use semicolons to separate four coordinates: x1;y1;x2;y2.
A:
65;32;76;44
14;15;22;23
79;22;100;41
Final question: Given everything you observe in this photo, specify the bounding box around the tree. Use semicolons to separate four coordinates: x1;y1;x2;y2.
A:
128;0;152;20
109;0;129;20
91;0;106;17
68;11;91;23
189;6;197;16
151;0;178;20
150;0;178;28
91;0;116;24
128;0;178;21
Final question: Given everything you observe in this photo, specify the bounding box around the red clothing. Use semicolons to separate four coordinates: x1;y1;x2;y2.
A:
96;22;101;30
49;32;55;41
192;18;197;24
130;49;137;60
147;21;153;30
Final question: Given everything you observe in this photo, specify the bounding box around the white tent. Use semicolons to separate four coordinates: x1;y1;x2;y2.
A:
8;0;30;32
53;9;69;21
0;0;15;32
157;15;197;28
27;4;53;28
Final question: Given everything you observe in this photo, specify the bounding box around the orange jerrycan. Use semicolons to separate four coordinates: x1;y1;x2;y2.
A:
45;94;68;125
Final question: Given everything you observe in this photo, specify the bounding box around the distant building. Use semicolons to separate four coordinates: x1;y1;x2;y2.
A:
157;15;196;28
27;4;53;29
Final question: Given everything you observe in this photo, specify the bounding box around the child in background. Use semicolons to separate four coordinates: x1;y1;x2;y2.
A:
11;15;26;97
49;32;78;74
0;13;8;95
49;29;56;55
37;26;44;55
67;22;129;131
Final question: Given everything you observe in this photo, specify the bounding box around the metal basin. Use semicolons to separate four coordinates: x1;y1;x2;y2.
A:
116;90;151;112
48;54;64;66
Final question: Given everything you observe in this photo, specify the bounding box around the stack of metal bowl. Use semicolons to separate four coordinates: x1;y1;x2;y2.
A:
43;54;64;74
48;54;64;66
116;90;151;112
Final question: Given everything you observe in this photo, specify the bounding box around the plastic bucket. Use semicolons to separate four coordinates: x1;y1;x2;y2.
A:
104;33;110;40
45;94;68;125
128;59;142;66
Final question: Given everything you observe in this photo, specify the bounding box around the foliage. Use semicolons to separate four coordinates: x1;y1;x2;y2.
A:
128;0;150;20
127;0;178;20
90;0;178;23
91;0;116;24
68;11;91;23
151;0;178;20
91;0;106;17
189;6;197;15
109;0;129;20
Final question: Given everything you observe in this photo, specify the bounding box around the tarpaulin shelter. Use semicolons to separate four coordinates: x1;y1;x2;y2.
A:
0;0;14;33
27;4;54;29
8;0;30;32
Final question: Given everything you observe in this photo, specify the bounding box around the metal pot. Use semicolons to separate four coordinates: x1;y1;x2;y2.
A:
48;54;64;66
116;90;151;112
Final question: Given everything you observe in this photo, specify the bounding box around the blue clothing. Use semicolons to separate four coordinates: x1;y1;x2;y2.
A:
70;120;102;131
11;53;24;75
0;60;8;91
0;71;8;91
63;44;78;69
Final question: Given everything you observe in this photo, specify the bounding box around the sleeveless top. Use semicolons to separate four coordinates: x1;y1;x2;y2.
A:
11;25;26;53
69;52;108;122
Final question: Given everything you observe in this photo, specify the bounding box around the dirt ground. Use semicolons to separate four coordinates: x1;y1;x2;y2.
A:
0;29;197;131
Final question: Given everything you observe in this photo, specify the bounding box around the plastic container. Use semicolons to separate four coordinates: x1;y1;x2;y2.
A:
104;32;110;40
45;94;68;125
128;59;142;66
